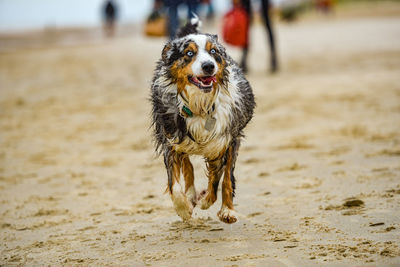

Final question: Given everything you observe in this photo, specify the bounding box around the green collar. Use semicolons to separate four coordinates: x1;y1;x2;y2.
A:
182;105;193;117
181;104;216;118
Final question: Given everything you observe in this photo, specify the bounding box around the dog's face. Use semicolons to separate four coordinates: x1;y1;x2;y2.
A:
162;34;227;95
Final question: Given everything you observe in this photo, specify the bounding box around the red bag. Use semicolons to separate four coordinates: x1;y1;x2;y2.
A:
222;7;249;48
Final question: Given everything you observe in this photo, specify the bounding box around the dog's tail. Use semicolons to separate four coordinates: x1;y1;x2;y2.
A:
176;14;202;38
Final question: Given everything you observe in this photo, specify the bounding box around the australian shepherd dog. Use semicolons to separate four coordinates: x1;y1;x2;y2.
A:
150;17;255;224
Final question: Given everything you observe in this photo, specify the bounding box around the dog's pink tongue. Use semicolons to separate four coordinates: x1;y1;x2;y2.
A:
199;76;216;85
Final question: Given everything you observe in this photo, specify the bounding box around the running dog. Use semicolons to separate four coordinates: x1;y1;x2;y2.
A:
150;17;255;223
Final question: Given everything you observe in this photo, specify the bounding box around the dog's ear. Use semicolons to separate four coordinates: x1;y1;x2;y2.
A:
211;34;218;41
162;42;172;63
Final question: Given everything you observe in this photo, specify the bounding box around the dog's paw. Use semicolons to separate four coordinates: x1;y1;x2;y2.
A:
172;191;193;221
218;206;237;224
197;190;216;210
186;186;197;207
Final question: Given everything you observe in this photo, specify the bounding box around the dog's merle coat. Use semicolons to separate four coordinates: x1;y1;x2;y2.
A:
150;19;255;223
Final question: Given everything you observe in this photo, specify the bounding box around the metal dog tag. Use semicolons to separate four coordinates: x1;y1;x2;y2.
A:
205;117;216;131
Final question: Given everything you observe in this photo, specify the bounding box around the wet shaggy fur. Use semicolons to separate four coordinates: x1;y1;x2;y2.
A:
150;19;255;223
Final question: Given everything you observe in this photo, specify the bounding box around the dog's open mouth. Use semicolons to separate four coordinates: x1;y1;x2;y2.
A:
189;76;217;92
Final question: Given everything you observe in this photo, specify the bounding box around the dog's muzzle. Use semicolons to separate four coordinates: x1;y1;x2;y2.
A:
189;75;217;93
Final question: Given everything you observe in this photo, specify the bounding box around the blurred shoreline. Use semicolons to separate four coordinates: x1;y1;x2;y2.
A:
1;1;399;53
0;24;144;53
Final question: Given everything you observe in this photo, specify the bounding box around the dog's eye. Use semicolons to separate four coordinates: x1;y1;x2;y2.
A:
210;49;216;54
186;51;194;57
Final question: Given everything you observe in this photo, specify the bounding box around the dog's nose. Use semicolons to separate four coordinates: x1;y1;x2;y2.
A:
201;62;215;75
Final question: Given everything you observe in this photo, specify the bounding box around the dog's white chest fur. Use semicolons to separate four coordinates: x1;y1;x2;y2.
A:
173;87;237;159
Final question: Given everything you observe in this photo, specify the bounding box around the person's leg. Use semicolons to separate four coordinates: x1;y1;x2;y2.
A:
187;0;199;19
206;1;215;20
168;3;179;39
240;46;249;73
261;0;278;72
240;0;251;73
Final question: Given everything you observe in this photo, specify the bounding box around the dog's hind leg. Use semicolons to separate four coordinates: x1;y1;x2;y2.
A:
198;157;224;210
218;139;240;224
182;155;197;207
164;148;193;221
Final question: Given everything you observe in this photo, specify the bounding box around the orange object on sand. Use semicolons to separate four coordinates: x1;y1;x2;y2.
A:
144;14;167;37
222;7;249;48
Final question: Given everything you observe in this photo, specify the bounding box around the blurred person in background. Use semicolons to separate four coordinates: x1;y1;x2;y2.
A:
153;0;164;10
164;0;200;39
102;0;118;37
202;0;215;20
239;0;278;73
315;0;334;14
145;0;168;37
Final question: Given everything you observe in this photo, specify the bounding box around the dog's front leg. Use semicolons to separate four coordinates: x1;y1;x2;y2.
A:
164;148;193;221
218;140;240;224
181;155;197;207
198;157;224;210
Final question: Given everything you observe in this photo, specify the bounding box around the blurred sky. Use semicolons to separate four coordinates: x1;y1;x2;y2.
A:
0;0;231;32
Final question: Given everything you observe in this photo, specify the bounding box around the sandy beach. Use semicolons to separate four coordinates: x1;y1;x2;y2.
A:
1;2;400;266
